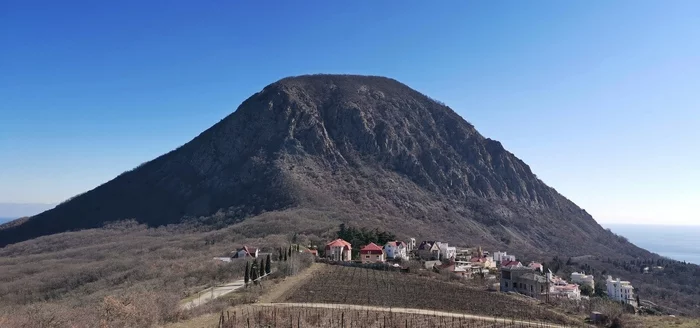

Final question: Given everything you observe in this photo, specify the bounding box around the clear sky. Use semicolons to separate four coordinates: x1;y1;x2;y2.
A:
1;1;698;225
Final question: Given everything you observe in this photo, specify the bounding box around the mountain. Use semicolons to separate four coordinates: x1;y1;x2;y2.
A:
0;75;645;258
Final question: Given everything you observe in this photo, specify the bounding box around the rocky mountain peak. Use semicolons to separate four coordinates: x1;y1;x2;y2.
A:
0;74;619;258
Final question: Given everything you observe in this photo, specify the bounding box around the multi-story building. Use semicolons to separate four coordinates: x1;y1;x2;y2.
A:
436;242;456;260
571;272;595;289
500;267;547;299
360;243;385;263
325;239;352;261
492;251;516;264
383;241;409;260
606;276;635;305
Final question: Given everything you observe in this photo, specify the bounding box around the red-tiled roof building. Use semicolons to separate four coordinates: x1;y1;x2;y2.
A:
325;239;352;261
360;243;385;263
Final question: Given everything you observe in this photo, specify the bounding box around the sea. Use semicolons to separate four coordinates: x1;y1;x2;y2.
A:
0;217;13;224
604;224;700;265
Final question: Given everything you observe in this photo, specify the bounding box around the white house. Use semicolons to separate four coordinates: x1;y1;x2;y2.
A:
551;284;582;300
408;238;416;252
436;242;456;260
492;251;516;263
325;239;352;261
606;276;635;305
384;241;409;260
571;272;595;289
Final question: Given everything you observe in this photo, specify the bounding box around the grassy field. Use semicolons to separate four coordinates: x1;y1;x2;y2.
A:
282;264;582;326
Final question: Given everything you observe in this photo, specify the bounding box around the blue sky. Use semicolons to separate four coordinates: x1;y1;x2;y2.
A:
1;1;698;225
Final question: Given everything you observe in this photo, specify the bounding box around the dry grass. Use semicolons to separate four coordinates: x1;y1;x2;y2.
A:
620;315;700;328
0;211;332;328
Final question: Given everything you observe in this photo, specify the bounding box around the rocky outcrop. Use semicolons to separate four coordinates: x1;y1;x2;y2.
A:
0;75;636;258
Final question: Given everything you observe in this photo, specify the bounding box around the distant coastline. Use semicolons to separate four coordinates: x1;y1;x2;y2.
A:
604;224;700;265
0;217;16;224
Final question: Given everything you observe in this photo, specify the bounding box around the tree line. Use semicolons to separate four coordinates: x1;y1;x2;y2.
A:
244;254;271;285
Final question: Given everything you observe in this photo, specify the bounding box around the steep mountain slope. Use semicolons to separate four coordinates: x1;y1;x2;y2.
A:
0;75;643;258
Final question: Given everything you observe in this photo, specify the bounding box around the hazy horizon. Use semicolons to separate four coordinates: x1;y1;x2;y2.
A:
2;2;698;225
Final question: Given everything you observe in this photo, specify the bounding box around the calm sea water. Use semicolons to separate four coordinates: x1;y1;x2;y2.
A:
604;224;700;265
0;217;13;224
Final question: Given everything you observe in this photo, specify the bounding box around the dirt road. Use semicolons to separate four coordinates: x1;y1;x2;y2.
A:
251;303;570;328
180;279;246;310
180;271;274;310
258;262;323;303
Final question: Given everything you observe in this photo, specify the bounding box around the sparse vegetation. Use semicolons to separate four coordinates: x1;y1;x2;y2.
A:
0;213;329;327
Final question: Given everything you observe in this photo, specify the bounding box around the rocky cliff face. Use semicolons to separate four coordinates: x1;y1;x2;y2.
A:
0;75;642;258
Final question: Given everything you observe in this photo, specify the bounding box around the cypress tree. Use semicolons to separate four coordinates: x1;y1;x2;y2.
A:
288;246;292;257
250;260;258;282
283;252;288;262
265;254;272;275
259;258;265;277
278;248;283;261
244;261;250;285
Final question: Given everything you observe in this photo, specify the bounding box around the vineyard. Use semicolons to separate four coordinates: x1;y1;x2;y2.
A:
217;304;573;328
280;265;582;326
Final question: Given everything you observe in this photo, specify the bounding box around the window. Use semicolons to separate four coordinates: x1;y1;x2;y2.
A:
505;282;509;288
530;285;533;292
365;255;370;259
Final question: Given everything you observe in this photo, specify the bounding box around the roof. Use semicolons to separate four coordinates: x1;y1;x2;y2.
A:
528;262;543;269
501;260;521;267
233;246;258;257
360;242;384;252
385;241;406;248
326;239;352;249
417;241;435;250
470;257;486;263
501;265;532;272
304;249;319;256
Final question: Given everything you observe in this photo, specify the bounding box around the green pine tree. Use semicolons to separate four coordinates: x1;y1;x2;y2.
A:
265;254;271;275
244;261;250;285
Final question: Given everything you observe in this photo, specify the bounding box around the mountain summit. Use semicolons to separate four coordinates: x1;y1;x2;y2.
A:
0;75;639;257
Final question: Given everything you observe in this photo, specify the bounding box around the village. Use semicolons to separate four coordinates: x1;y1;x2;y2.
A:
225;236;640;310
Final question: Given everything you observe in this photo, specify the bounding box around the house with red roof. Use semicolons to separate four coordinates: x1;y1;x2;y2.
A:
360;243;385;263
500;260;523;269
325;239;352;261
383;241;408;260
232;246;259;259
